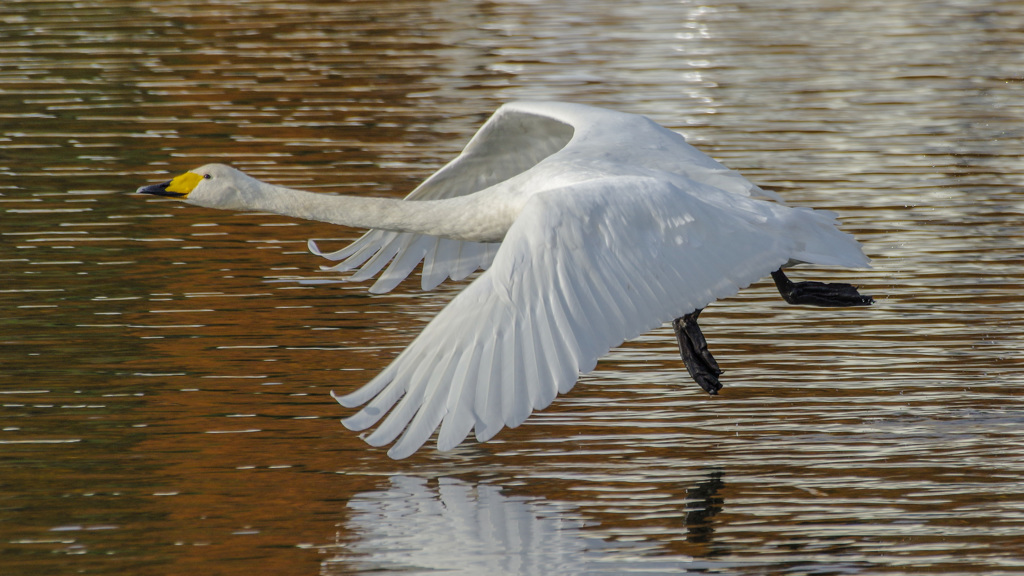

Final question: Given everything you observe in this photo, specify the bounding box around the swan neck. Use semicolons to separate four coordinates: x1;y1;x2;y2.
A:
236;180;508;242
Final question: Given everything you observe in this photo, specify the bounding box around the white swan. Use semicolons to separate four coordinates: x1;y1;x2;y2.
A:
138;101;872;459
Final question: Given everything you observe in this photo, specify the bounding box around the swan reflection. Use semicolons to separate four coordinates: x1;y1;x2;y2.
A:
683;471;725;545
322;474;727;575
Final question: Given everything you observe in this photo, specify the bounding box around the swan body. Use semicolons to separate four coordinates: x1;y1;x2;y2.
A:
138;101;870;459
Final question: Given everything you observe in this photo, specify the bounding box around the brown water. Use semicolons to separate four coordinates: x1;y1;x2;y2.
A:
2;0;1023;574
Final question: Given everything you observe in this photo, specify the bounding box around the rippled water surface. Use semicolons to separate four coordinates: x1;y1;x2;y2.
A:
2;0;1024;574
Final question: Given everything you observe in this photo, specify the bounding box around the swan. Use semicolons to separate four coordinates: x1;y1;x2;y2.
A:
137;101;873;459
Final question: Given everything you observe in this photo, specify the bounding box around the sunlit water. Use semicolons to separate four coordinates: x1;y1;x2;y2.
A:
2;0;1023;574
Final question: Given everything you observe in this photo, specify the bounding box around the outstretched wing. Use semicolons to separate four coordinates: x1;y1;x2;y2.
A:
335;175;861;459
309;104;576;293
309;234;500;293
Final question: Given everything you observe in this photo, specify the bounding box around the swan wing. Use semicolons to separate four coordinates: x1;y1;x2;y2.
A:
309;234;499;293
309;103;576;293
334;175;867;458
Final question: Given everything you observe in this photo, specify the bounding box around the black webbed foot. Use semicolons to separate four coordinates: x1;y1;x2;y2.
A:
673;309;723;395
771;269;873;307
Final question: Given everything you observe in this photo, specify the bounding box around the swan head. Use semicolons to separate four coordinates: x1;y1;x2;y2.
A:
136;163;259;210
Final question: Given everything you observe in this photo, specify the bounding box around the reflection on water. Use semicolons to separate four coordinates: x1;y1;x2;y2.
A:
3;0;1024;574
326;474;725;575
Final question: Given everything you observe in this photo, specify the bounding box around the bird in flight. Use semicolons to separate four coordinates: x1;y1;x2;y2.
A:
138;101;873;458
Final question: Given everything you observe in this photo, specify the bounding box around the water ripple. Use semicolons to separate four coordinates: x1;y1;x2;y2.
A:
2;0;1024;574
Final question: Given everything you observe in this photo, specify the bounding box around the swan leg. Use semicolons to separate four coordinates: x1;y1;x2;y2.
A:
673;309;723;395
771;269;874;307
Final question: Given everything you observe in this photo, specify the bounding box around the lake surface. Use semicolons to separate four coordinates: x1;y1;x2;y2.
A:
2;0;1023;574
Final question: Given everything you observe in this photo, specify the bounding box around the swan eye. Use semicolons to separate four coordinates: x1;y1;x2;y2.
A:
203;174;211;179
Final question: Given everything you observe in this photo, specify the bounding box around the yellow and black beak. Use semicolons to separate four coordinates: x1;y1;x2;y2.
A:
137;171;203;198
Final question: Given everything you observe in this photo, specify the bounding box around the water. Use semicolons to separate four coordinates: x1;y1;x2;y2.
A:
2;0;1023;574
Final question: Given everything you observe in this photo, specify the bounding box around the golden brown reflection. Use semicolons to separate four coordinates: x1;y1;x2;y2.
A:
3;0;1024;574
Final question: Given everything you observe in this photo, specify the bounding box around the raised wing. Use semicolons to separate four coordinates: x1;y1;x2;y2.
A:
334;175;861;459
309;104;576;293
309;234;499;293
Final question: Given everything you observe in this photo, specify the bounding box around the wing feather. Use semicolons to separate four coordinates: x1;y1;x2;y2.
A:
436;347;479;451
499;314;522;428
369;235;430;293
345;238;403;284
421;238;457;289
475;335;505;443
387;347;462;458
363;351;438;447
522;290;553;411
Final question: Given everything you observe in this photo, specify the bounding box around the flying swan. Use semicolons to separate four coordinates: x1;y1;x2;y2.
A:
137;101;873;459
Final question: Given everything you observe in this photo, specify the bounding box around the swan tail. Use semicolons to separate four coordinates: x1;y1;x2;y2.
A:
785;207;871;269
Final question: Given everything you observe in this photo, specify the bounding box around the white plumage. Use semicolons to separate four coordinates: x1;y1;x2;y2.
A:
138;101;869;459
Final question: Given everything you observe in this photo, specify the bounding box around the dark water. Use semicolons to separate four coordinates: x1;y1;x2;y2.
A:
2;0;1023;574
